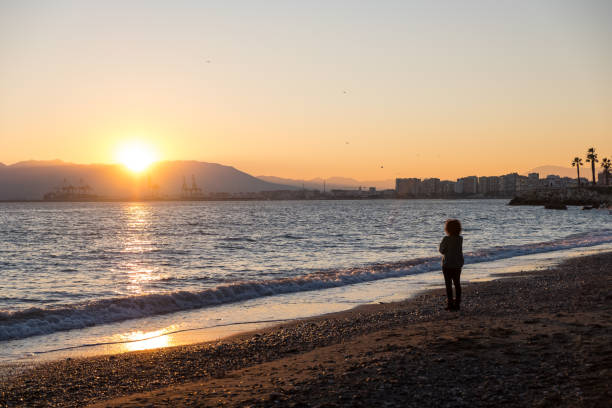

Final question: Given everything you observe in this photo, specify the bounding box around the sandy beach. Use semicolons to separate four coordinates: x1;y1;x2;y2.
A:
1;252;610;407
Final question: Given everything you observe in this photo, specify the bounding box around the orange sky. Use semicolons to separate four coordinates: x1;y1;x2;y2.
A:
1;1;611;180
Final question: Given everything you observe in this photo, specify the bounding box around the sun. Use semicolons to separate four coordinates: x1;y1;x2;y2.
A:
116;141;157;173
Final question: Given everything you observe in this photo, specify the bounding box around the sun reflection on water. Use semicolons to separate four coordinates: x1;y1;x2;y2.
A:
119;327;177;352
119;204;162;294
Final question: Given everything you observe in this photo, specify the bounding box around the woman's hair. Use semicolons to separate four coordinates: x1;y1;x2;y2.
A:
445;219;462;236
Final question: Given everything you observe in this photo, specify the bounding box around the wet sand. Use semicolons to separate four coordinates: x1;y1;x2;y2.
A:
1;252;610;407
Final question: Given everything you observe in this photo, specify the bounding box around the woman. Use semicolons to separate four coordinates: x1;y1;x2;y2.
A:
439;219;464;311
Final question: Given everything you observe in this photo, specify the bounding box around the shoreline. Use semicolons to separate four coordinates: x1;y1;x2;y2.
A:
1;251;610;407
4;242;610;364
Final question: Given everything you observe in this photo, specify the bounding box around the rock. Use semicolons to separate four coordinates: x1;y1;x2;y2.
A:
509;186;611;207
544;203;567;210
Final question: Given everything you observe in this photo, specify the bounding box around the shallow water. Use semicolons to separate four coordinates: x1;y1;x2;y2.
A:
0;199;610;362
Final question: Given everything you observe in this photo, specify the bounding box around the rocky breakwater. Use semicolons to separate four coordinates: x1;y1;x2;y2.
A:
509;186;611;209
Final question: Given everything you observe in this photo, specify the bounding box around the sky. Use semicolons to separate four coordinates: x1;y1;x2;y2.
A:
1;0;611;180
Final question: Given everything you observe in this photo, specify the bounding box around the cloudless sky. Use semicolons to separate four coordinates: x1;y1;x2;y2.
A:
1;0;611;179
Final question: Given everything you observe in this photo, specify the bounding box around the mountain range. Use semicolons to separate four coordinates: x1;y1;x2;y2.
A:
0;160;295;200
257;176;395;191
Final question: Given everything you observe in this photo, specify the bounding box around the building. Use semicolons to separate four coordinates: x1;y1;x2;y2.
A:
478;176;501;195
439;180;456;195
477;176;489;194
597;170;610;185
544;175;562;188
395;178;421;196
501;173;519;195
490;176;502;194
458;176;478;194
454;178;464;194
331;189;360;198
516;175;530;192
525;173;540;191
561;177;578;187
420;178;440;196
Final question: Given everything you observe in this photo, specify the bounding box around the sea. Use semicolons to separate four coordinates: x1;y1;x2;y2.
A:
0;199;611;364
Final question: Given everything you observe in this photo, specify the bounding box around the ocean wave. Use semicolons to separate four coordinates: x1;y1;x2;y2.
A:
279;234;304;240
220;237;257;242
1;229;610;342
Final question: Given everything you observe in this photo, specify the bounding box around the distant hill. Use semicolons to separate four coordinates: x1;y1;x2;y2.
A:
258;176;394;190
530;165;578;178
0;161;295;200
10;159;69;167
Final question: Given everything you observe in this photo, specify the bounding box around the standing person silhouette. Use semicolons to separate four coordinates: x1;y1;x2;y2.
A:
439;219;464;311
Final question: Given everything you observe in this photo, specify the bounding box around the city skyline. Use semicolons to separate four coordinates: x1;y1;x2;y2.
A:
1;1;611;180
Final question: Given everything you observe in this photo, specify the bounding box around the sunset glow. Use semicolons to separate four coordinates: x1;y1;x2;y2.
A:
116;141;157;173
1;1;610;179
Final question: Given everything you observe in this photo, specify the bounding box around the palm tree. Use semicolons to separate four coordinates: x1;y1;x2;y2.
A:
585;147;598;185
571;157;583;186
601;157;611;186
